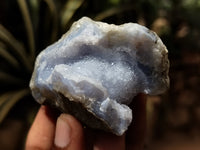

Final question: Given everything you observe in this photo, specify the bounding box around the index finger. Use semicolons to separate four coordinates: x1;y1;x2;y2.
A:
25;106;58;150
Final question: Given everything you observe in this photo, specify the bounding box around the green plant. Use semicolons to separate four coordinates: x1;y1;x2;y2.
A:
0;0;84;124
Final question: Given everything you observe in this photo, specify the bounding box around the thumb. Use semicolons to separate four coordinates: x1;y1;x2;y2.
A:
54;113;86;150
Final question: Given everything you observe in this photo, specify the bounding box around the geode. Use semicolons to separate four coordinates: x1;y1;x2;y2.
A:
30;17;169;136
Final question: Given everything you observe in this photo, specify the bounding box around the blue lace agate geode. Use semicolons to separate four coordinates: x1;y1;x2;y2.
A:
30;17;169;135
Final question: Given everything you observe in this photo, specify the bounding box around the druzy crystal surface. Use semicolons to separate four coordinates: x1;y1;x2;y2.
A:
30;17;169;135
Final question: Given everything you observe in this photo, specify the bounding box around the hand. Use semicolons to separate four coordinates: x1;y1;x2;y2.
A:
25;94;146;150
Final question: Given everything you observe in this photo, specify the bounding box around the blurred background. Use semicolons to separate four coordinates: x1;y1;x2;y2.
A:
0;0;199;149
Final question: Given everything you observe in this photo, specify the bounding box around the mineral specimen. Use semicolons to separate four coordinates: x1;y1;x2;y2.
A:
30;17;169;136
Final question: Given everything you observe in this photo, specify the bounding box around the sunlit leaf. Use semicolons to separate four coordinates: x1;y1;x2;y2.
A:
61;0;84;29
109;0;121;5
0;42;20;68
0;24;32;71
0;93;11;109
0;89;29;124
17;0;35;62
43;0;58;42
94;5;134;21
29;0;40;29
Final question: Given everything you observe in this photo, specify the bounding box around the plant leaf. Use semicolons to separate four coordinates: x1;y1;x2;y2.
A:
43;0;58;42
61;0;84;29
94;5;134;21
0;42;20;68
0;24;32;71
17;0;35;62
0;89;29;124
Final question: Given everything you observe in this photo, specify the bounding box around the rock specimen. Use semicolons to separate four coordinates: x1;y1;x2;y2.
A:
30;17;169;136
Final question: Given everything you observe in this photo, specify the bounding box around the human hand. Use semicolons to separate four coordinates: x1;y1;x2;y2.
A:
25;94;146;150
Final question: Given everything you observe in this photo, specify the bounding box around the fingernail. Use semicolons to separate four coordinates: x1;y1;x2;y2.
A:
54;114;71;148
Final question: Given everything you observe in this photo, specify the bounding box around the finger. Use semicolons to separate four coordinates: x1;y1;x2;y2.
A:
93;132;125;150
126;93;147;150
26;105;58;150
54;113;85;150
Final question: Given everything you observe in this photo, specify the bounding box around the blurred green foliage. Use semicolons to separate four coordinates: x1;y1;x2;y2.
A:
0;0;86;124
0;0;199;128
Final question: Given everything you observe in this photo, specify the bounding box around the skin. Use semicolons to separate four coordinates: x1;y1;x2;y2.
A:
25;94;146;150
